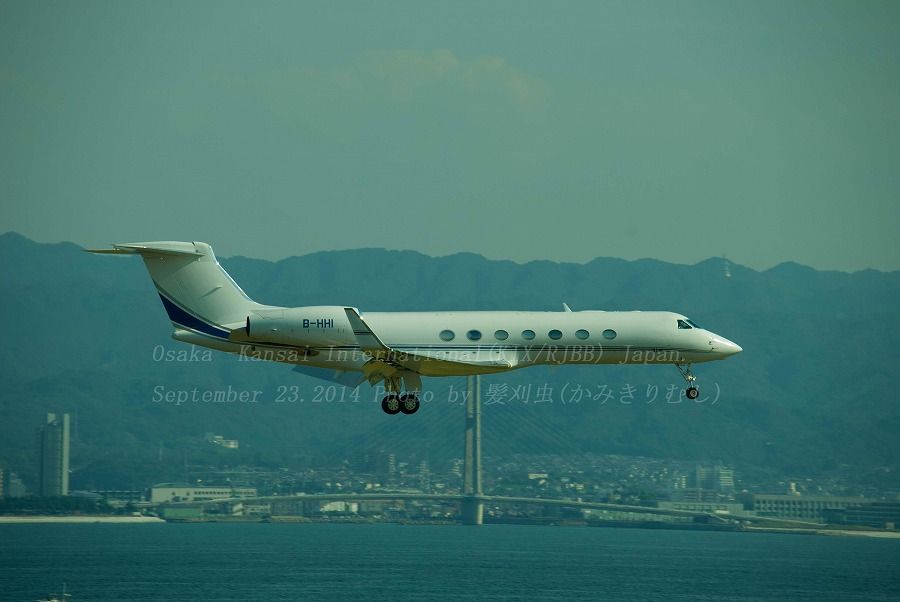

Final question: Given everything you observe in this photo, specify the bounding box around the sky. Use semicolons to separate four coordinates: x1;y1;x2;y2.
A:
1;0;898;271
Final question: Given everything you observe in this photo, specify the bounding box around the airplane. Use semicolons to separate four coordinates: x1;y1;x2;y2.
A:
89;241;742;415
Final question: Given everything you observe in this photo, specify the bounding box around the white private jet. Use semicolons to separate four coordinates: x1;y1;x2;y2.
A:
90;241;742;415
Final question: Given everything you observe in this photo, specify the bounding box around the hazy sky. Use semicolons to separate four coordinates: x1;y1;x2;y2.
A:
1;1;898;271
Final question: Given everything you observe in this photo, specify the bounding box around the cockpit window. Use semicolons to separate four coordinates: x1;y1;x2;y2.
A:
686;319;701;329
677;319;692;329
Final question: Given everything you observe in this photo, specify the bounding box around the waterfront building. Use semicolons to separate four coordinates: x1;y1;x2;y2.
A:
751;494;867;521
150;484;257;503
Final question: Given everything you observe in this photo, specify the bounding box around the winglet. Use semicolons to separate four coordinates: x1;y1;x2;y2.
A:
344;307;390;353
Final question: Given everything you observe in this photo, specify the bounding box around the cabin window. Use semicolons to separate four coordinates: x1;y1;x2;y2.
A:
548;329;562;340
677;319;692;329
602;329;617;340
575;329;590;340
439;330;455;341
494;329;509;341
521;329;536;340
467;330;482;341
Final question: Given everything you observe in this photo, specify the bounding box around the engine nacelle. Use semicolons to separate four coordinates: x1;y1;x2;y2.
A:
230;306;350;348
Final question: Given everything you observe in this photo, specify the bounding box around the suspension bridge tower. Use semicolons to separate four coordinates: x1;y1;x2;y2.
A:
461;375;484;525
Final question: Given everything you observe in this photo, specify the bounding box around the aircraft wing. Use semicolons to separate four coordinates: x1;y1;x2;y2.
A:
343;308;518;376
292;364;366;388
399;347;518;369
343;307;392;358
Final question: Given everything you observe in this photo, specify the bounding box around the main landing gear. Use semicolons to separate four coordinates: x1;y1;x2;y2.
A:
374;371;422;415
675;362;700;400
381;393;420;415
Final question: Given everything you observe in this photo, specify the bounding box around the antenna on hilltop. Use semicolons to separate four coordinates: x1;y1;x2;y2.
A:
722;254;732;279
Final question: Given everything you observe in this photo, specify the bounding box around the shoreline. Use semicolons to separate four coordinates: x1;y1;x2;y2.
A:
1;516;897;538
0;515;165;524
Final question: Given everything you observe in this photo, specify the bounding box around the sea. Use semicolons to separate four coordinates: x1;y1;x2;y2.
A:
1;523;899;601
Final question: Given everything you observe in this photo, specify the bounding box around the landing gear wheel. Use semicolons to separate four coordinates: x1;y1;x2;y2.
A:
675;363;700;400
399;394;420;415
381;394;401;415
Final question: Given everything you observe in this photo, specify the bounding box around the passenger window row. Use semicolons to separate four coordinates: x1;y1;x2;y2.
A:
438;329;617;342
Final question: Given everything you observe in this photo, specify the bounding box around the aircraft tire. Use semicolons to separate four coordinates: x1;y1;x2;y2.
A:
382;394;401;415
399;394;420;415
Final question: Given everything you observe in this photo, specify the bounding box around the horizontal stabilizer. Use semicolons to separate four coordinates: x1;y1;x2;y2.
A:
85;248;137;254
85;242;204;257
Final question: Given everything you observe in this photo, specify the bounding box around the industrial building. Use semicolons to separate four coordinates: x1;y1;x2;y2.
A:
751;494;867;521
657;500;745;515
823;501;900;529
150;484;257;504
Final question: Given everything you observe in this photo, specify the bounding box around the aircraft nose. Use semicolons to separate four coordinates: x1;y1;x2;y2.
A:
709;334;742;356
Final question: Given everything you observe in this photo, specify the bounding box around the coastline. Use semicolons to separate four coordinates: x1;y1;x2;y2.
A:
0;515;165;524
1;516;897;539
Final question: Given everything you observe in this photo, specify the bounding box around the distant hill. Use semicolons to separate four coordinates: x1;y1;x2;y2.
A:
1;232;898;490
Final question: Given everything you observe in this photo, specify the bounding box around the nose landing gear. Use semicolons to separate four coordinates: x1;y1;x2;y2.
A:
675;362;700;399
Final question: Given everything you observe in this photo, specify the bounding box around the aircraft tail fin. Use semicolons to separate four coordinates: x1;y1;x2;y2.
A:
87;241;261;338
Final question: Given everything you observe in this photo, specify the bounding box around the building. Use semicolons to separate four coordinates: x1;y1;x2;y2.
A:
240;503;272;517
37;413;70;496
159;506;204;520
418;460;431;492
205;433;239;449
688;465;735;493
751;494;867;521
671;465;736;503
386;453;397;480
150;484;257;504
321;501;359;514
657;500;745;515
824;502;900;529
2;471;27;497
90;489;147;507
672;488;724;503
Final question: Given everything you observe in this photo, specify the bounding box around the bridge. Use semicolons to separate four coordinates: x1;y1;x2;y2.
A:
163;376;789;527
170;491;734;520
